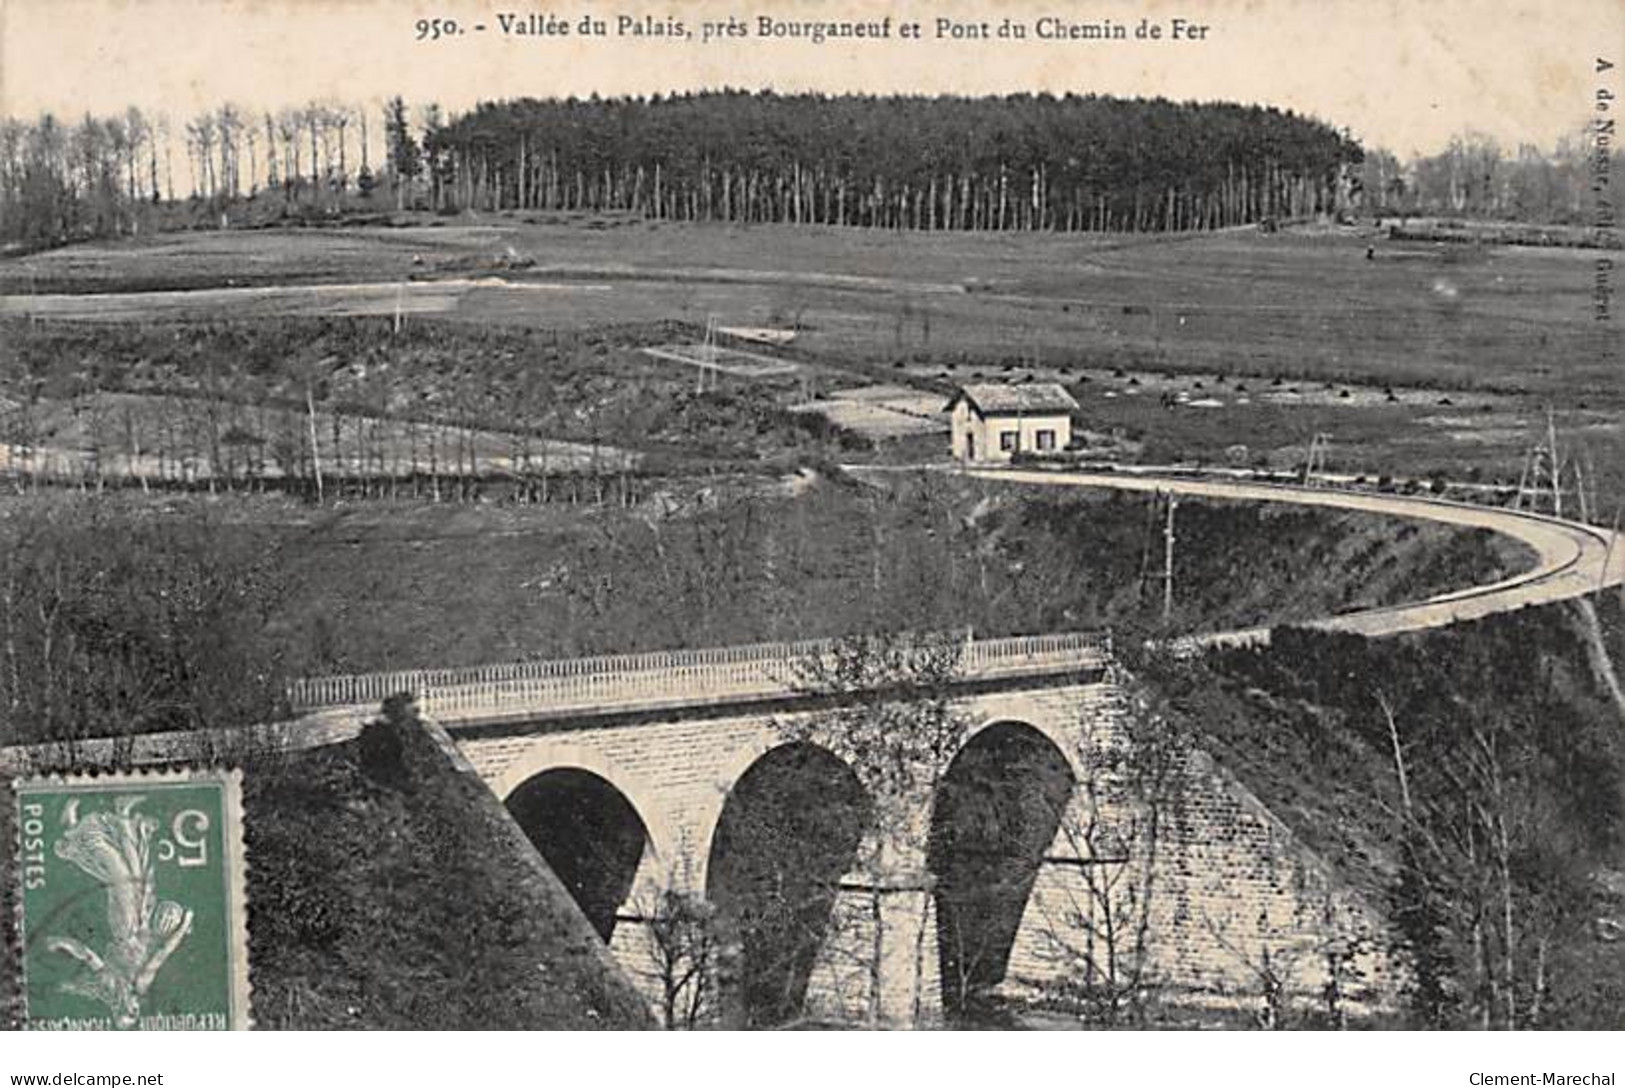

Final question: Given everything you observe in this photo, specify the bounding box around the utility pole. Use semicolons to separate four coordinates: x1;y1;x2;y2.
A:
1575;453;1591;524
1162;492;1179;623
1546;407;1563;519
1512;445;1535;511
1581;448;1599;524
1302;432;1331;486
305;382;325;504
697;314;718;394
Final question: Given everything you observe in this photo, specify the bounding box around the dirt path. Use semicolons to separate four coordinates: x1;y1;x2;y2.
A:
956;466;1625;645
0;277;612;319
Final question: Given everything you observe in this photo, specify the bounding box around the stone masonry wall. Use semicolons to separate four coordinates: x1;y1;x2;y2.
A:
453;676;1395;1024
996;683;1393;1018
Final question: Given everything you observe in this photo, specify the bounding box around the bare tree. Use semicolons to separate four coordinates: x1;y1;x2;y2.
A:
642;884;719;1029
305;102;324;200
216;103;243;201
276;109;302;200
330;102;352;192
187;113;216;199
244;124;260;197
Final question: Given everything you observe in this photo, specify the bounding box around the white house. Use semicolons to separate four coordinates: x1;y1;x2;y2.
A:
945;382;1079;463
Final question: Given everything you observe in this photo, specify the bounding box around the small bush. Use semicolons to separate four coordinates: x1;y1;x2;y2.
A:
358;693;415;785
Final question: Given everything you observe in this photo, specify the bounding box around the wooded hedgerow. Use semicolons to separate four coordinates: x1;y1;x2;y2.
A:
421;92;1364;232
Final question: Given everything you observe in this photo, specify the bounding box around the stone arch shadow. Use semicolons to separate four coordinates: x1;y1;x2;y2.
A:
703;739;873;1028
499;751;672;943
929;718;1077;1017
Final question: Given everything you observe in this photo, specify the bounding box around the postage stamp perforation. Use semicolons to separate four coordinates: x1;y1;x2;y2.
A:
4;775;24;1030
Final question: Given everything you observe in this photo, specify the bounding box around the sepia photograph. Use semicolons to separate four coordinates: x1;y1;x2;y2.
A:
0;0;1621;1064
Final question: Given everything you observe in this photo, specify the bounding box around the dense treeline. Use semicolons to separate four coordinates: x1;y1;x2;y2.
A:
1358;131;1625;227
7;90;1616;253
0;99;382;251
0;92;1361;249
420;92;1362;232
0;108;169;249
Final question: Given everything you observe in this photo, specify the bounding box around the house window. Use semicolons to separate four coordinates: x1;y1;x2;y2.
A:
999;431;1017;452
1036;429;1057;451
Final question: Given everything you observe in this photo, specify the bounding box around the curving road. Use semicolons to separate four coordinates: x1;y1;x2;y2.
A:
945;466;1625;646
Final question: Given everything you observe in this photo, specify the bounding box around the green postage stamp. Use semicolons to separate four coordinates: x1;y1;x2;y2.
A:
12;769;249;1030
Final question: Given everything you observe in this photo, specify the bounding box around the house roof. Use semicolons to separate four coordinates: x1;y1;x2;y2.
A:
946;382;1079;416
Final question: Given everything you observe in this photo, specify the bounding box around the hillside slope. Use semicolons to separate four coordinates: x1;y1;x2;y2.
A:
257;476;1533;675
243;708;651;1029
1136;594;1625;1028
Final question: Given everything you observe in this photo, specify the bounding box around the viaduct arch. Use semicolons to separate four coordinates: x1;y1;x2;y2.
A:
705;741;872;1027
455;677;1386;1026
930;721;1075;1016
504;768;651;942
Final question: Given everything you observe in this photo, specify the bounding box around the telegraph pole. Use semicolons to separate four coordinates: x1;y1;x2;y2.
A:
1162;492;1179;623
1512;446;1534;511
1575;454;1591;524
1301;432;1331;486
305;382;325;504
1546;407;1563;519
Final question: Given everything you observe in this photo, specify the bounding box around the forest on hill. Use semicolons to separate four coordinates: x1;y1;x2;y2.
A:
6;89;1617;253
418;93;1362;232
0;92;1361;249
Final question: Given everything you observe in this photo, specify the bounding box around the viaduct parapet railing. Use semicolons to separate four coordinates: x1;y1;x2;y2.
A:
287;631;1111;724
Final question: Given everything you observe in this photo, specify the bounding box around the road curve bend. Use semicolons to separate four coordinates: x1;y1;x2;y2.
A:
944;467;1625;645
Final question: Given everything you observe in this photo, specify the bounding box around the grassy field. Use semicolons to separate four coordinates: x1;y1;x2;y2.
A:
3;215;1607;390
3;215;1616;503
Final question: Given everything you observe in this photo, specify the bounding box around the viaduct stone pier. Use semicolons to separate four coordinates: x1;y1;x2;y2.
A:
290;633;1392;1026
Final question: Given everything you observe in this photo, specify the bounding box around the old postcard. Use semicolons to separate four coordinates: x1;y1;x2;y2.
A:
0;0;1621;1052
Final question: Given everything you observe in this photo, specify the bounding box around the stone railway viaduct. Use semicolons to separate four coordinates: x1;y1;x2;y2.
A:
279;471;1625;1025
293;638;1383;1026
10;468;1619;1027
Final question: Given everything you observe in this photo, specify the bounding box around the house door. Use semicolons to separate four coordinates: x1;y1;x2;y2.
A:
966;432;975;461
